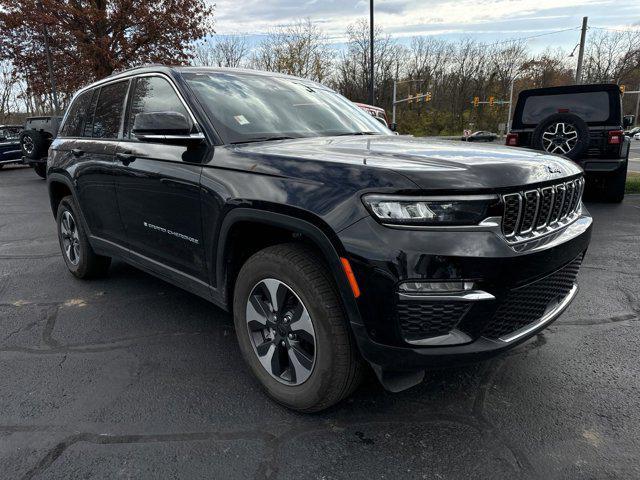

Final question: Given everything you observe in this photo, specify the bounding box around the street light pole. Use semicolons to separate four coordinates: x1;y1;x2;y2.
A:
636;84;640;126
369;0;375;105
392;80;397;127
506;77;516;132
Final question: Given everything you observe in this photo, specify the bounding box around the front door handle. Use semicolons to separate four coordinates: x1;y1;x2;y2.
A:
71;148;84;157
116;152;136;165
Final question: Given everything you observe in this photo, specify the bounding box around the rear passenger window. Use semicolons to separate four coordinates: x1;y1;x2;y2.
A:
59;90;93;137
127;76;190;139
92;81;129;139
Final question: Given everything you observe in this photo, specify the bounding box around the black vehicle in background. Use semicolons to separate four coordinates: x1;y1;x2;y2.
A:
506;84;632;202
0;125;23;169
20;116;62;178
46;66;591;411
462;130;498;142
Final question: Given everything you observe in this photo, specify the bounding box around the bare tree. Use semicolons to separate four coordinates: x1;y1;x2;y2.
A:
583;29;640;83
192;35;249;68
333;19;404;105
251;18;333;82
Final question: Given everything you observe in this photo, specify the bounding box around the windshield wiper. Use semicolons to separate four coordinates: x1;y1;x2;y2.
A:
230;136;297;145
333;131;381;136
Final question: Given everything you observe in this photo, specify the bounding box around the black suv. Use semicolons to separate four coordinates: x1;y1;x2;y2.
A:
506;83;632;202
47;66;592;411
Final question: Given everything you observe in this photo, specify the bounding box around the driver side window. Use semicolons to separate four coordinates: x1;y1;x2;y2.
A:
127;76;190;140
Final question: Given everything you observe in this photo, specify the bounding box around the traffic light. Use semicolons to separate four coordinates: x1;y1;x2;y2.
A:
425;92;432;102
408;95;414;104
620;85;625;94
489;96;495;107
417;92;423;102
473;96;479;107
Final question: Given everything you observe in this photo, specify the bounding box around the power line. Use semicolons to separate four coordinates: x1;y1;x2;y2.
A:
485;27;581;47
589;26;640;33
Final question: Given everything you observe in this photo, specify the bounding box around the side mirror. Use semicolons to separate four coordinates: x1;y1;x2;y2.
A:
390;122;397;132
623;115;635;129
132;111;202;143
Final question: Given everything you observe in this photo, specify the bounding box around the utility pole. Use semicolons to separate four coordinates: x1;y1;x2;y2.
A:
575;16;588;84
369;0;375;105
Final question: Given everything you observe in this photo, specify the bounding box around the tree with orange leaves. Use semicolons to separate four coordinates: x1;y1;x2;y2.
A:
0;0;214;112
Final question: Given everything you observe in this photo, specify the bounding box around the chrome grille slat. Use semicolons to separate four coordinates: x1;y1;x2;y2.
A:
501;177;583;244
520;190;539;234
536;187;554;229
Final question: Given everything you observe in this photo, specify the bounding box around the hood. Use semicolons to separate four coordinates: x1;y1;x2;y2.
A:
235;135;582;191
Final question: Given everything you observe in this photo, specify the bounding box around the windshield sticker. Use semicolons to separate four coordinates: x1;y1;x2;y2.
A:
234;115;250;125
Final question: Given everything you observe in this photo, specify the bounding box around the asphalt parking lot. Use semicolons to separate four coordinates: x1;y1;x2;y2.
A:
1;165;639;480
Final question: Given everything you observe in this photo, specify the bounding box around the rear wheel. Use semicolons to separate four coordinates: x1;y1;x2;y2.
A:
233;244;363;412
56;196;111;278
33;163;46;179
601;164;627;203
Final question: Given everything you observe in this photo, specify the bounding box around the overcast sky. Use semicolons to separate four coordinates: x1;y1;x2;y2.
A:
210;0;640;50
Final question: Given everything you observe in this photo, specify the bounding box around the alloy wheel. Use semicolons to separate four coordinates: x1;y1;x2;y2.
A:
60;210;81;265
245;278;316;385
541;122;578;155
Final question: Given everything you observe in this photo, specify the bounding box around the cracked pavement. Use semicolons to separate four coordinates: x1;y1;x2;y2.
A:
1;164;639;479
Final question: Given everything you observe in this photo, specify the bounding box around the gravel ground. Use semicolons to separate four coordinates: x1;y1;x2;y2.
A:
1;164;639;480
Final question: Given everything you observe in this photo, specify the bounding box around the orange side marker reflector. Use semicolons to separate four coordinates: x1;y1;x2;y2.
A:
340;257;361;298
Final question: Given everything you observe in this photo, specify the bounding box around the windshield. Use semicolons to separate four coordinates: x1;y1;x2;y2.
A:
182;71;390;144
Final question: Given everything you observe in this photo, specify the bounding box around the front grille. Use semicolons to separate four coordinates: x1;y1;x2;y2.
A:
398;301;470;341
502;178;584;241
480;255;582;339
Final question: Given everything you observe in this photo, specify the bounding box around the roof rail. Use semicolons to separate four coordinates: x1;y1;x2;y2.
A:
108;64;168;77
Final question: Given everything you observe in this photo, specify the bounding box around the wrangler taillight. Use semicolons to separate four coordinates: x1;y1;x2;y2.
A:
506;133;519;146
608;130;623;145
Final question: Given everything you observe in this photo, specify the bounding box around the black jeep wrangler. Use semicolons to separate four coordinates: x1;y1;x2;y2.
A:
20;116;62;178
46;66;592;411
506;83;632;202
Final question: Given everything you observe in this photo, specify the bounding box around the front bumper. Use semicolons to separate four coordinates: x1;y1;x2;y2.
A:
338;209;592;371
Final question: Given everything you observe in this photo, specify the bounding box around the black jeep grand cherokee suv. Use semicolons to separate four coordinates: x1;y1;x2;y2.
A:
47;66;592;411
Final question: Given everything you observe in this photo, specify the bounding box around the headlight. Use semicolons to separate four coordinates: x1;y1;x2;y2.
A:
362;194;498;226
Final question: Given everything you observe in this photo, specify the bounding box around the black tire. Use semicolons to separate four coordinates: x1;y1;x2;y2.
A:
233;243;363;412
532;113;590;160
56;196;111;278
33;163;47;179
20;130;50;160
600;164;627;203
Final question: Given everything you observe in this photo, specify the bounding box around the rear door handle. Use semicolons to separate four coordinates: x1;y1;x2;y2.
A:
71;149;84;157
116;152;136;165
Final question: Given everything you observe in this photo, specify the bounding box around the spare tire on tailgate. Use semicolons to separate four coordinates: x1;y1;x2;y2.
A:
20;130;50;160
532;113;589;160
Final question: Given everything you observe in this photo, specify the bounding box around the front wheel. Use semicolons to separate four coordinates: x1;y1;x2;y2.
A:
233;244;363;412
